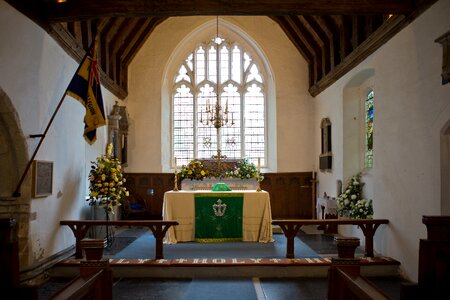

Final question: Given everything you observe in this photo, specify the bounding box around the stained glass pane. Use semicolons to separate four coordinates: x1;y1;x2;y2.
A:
365;90;374;168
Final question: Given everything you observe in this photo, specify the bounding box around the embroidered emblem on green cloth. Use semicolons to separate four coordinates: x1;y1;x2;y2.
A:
195;193;243;242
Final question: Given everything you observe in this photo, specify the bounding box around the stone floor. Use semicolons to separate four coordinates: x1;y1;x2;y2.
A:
38;227;409;299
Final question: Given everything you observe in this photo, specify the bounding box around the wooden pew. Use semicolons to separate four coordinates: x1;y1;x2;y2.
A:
272;219;388;258
50;239;112;300
400;216;450;299
60;220;178;259
1;218;38;299
328;263;390;300
328;237;390;300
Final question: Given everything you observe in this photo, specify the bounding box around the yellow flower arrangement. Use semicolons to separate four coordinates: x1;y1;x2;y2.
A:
180;159;209;180
88;144;129;213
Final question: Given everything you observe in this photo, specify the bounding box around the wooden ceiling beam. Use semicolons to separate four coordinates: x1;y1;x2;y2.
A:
100;18;126;77
271;17;313;63
271;16;316;85
285;16;322;84
302;15;331;75
109;19;139;84
296;16;326;82
42;0;415;23
312;16;336;71
99;18;117;73
105;19;128;82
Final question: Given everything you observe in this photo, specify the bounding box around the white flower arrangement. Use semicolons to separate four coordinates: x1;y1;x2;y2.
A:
336;173;374;218
351;199;373;219
336;173;362;217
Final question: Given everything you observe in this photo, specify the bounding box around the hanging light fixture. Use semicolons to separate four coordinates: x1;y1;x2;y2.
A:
200;17;235;178
201;17;234;130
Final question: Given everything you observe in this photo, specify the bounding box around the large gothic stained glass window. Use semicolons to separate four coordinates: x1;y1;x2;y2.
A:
365;90;374;168
172;37;266;167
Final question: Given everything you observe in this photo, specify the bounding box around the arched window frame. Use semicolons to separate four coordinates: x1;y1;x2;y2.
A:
364;89;374;169
319;117;332;171
171;35;267;168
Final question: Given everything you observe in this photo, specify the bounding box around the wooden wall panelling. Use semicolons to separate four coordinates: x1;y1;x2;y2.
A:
124;173;175;219
125;172;313;220
261;172;313;219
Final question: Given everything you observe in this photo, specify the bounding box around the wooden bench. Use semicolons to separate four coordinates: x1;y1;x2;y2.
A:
51;239;112;300
272;219;389;258
60;220;178;259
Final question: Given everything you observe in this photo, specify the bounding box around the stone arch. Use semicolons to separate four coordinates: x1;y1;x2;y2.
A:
441;119;450;215
0;86;31;267
0;88;28;197
342;68;375;180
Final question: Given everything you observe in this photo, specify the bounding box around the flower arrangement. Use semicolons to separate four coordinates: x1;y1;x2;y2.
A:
88;144;128;213
351;199;373;219
337;173;373;219
180;159;209;181
225;158;260;180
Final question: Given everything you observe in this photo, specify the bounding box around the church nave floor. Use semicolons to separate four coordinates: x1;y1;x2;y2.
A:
37;226;408;299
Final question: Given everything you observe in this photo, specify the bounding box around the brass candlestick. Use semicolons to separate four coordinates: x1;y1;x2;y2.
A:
173;157;179;191
256;173;262;192
256;157;262;192
173;171;179;191
311;177;317;219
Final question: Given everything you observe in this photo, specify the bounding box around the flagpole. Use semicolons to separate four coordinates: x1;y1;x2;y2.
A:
12;44;94;197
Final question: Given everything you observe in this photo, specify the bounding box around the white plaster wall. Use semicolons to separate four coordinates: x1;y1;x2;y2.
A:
314;0;450;280
126;16;314;173
0;1;118;265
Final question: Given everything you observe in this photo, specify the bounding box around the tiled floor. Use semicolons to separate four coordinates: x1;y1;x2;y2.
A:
38;227;407;299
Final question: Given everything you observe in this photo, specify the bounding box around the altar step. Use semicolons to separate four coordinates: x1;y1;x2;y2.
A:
50;256;400;278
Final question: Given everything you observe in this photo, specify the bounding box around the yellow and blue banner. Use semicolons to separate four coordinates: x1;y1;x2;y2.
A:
66;40;106;144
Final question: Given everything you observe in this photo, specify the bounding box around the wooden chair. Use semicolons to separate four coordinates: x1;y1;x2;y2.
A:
122;194;149;219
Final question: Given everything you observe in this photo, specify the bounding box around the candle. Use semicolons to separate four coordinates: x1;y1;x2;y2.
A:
258;157;261;173
174;157;177;173
312;164;316;179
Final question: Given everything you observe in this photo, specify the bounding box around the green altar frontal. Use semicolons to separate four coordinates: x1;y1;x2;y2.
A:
194;193;243;242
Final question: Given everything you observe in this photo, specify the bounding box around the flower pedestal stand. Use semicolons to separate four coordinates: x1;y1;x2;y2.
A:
90;204;119;247
335;237;360;259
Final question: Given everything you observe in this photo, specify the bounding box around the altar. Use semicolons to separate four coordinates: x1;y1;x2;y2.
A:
163;190;273;244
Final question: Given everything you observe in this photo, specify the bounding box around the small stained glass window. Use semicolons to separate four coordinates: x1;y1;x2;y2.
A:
365;90;374;168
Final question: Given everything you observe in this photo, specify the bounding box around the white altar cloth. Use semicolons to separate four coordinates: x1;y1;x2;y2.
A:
316;197;338;219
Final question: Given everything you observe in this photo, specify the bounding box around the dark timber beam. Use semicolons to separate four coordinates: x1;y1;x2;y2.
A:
42;0;416;23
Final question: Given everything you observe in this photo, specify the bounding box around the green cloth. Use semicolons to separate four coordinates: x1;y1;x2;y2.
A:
212;182;232;191
195;193;243;242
